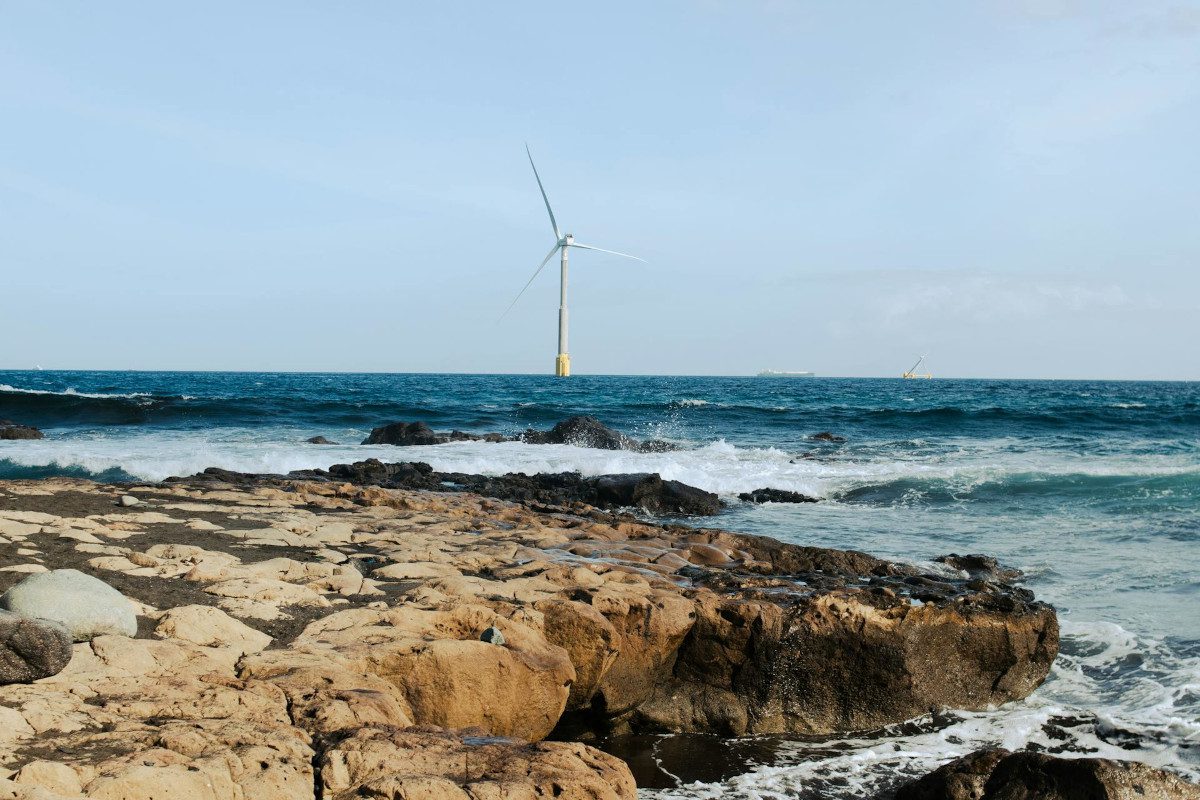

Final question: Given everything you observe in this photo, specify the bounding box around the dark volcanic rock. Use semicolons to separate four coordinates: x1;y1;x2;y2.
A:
523;415;678;453
936;553;1023;583
0;421;43;440
523;415;635;450
593;473;721;515
0;610;73;684
738;488;820;504
811;431;846;442
897;748;1200;800
306;436;336;444
362;421;446;446
360;415;677;453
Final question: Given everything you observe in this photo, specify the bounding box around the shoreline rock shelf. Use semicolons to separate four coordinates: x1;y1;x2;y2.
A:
0;474;1183;798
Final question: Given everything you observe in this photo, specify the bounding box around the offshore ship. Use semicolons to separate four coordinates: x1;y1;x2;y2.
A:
757;370;815;377
902;355;932;379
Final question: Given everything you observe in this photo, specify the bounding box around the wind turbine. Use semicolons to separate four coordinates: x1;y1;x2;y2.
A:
501;145;645;377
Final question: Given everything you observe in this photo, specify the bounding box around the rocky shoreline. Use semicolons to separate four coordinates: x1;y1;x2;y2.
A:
0;471;1193;799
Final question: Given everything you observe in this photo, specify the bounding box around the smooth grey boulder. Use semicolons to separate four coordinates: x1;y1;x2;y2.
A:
0;569;137;642
0;610;73;683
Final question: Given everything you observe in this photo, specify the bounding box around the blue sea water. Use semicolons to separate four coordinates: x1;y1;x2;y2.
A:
2;371;1197;796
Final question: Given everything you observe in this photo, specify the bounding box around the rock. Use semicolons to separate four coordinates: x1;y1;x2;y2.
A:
811;431;845;442
522;415;635;450
360;422;512;447
0;420;43;440
276;605;575;741
593;473;722;515
117;494;140;507
626;533;1059;735
0;569;137;641
897;748;1200;800
738;487;820;504
0;609;73;683
320;460;724;515
360;415;677;453
522;415;678;452
480;625;506;645
319;727;636;800
362;421;448;446
306;435;336;444
154;605;272;655
936;553;1022;582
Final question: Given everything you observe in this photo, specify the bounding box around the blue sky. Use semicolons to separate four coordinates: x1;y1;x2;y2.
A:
2;1;1197;378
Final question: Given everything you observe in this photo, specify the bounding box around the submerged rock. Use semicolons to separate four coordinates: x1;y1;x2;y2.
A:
306;435;336;444
897;748;1200;800
0;610;73;684
0;568;137;641
738;488;820;504
0;420;43;440
811;431;846;442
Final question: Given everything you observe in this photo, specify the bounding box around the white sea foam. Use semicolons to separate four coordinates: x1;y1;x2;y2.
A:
0;384;153;400
1;431;1197;496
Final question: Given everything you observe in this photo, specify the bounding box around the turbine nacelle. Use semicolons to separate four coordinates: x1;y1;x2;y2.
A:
562;234;574;246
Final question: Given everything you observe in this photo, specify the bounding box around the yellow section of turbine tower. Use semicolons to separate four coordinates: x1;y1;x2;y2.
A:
555;353;571;377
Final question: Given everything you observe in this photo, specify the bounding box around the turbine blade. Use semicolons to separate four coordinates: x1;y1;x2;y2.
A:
499;243;562;322
569;242;646;262
525;143;562;240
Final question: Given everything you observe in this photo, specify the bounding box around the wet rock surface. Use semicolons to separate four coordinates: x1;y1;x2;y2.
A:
0;421;43;440
521;415;678;452
897;748;1200;800
0;474;1066;797
362;414;677;453
738;487;821;504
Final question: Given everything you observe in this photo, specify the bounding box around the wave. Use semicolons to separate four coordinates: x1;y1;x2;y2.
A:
3;432;1197;509
0;384;152;400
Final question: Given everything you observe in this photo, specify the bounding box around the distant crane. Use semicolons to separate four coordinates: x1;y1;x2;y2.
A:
500;145;645;377
902;355;932;379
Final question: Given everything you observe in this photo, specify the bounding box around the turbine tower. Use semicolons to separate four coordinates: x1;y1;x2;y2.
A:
501;145;644;377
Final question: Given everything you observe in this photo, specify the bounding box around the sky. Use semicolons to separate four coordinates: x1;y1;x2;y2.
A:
1;1;1198;379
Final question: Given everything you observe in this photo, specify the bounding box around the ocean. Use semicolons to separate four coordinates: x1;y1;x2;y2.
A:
2;371;1197;797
